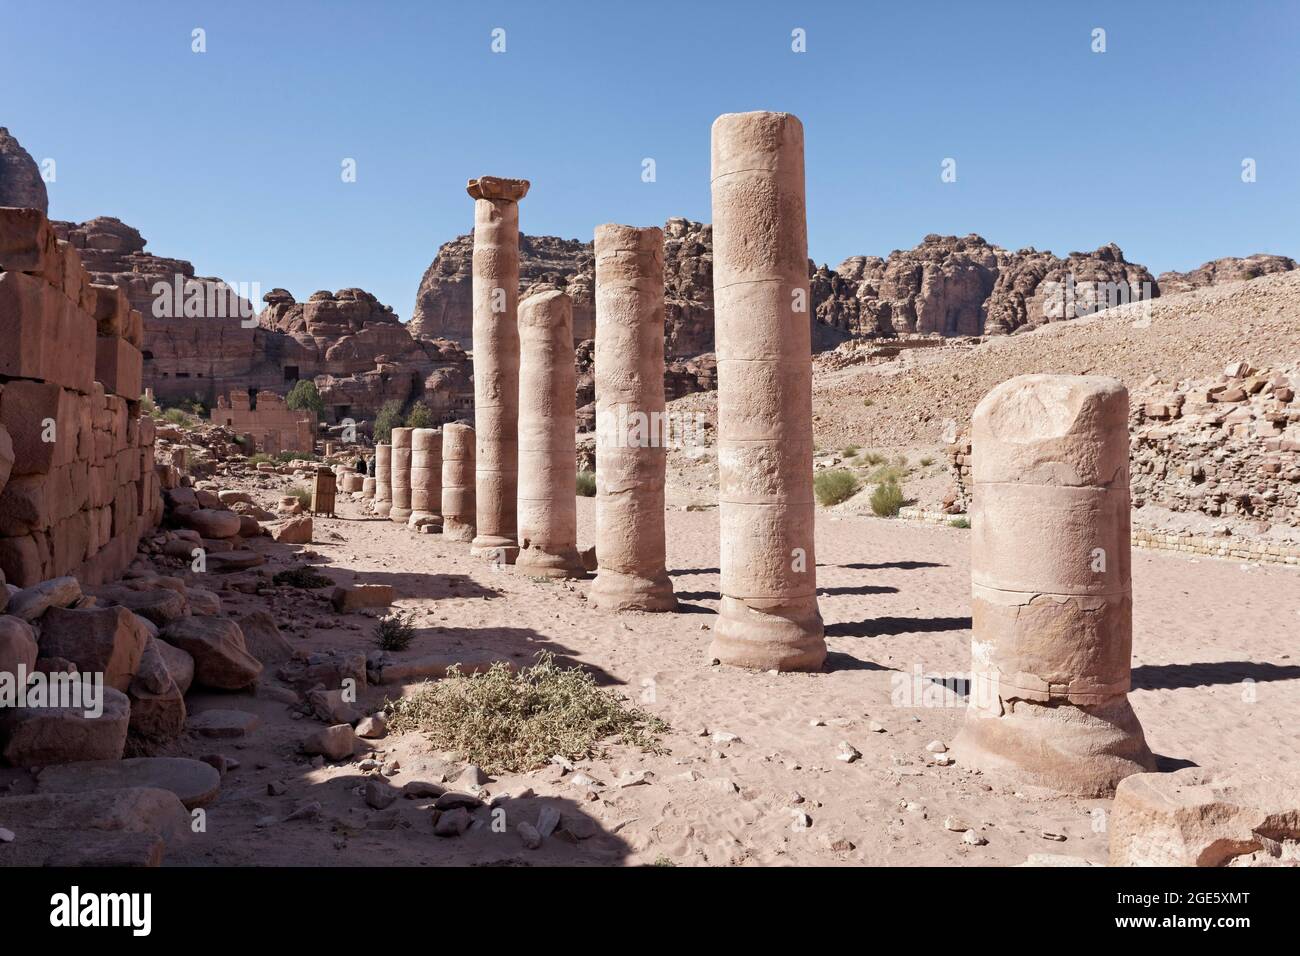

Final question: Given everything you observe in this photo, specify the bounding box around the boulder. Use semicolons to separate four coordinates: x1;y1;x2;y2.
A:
237;514;263;537
87;584;188;626
331;583;394;613
37;604;149;692
127;636;186;744
6;576;81;621
271;515;313;544
0;614;37;679
302;723;358;761
234;609;293;666
184;508;241;539
36;757;221;810
205;551;266;572
0;685;130;766
156;640;194;695
0;786;189;866
158;616;261;690
185;586;222;616
1110;767;1300;866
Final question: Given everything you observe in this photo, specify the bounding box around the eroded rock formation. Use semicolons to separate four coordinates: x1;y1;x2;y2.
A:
1157;254;1297;295
0;127;49;214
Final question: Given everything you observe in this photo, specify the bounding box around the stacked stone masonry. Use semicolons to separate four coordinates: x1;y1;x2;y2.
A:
0;207;161;587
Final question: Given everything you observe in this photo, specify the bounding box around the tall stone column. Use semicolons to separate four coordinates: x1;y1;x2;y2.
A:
590;223;676;611
409;427;443;530
441;423;476;542
468;175;530;564
389;427;413;523
952;374;1155;796
708;111;824;671
374;443;392;517
515;290;585;578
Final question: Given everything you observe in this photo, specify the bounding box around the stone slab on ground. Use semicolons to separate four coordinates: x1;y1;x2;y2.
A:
37;757;222;810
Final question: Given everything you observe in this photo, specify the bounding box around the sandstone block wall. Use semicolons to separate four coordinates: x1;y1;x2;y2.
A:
1130;362;1298;524
212;390;316;454
0;207;160;587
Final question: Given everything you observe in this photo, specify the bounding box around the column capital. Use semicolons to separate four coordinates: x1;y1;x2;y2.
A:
467;176;530;201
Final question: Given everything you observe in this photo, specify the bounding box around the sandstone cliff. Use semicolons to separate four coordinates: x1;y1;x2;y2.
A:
0;127;48;214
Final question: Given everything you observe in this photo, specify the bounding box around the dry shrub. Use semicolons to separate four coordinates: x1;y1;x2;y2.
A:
387;653;667;774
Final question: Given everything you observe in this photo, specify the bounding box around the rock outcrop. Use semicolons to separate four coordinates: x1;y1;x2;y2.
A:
0;127;48;214
1157;254;1297;295
410;232;594;346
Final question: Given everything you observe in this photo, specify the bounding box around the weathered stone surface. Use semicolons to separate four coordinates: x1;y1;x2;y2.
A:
37;757;222;810
185;508;241;539
6;575;81;621
302;723;358;761
0;786;189;866
0;685;130;766
234;609;293;665
0;614;38;678
271;514;312;543
709;111;824;672
205;551;265;572
953;374;1154;796
127;635;186;743
0;127;48;213
87;584;187;625
331;583;394;612
1110;767;1300;866
37;604;150;692
158;616;261;690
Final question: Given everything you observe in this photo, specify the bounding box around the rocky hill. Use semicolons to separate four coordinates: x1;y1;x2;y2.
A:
1157;254;1296;295
0;126;48;213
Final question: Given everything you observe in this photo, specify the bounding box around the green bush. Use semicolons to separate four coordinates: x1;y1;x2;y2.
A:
860;451;886;466
286;379;325;416
870;478;905;517
814;468;860;506
576;470;596;497
373;399;403;445
920;456;935;468
247;452;274;466
841;444;860;458
405;401;436;430
948;516;970;529
286;484;312;508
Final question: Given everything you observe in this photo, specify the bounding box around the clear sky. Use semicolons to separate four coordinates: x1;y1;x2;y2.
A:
4;0;1297;322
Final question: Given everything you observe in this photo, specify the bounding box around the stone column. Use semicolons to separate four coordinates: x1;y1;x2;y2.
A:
389;427;413;523
952;374;1155;796
708;111;824;672
442;422;476;542
590;223;676;611
374;443;392;517
468;175;530;564
408;427;443;531
362;476;376;499
515;290;585;578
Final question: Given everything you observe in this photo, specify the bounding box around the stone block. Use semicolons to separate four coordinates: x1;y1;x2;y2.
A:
95;335;143;399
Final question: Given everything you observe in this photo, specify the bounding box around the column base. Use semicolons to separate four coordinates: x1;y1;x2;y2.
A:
470;535;518;565
709;596;825;671
590;568;677;612
951;696;1155;797
407;512;443;532
375;500;392;517
443;519;475;542
517;545;586;579
389;507;412;523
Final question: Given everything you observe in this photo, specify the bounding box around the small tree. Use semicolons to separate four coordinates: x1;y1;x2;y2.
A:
405;401;436;430
286;379;325;416
374;399;403;444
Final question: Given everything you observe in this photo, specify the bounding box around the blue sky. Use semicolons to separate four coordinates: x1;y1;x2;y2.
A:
4;1;1297;322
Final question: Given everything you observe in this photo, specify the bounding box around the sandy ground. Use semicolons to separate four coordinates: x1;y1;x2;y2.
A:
130;488;1300;867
